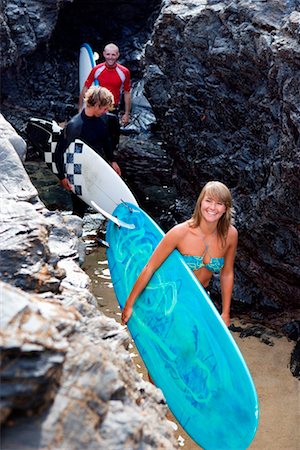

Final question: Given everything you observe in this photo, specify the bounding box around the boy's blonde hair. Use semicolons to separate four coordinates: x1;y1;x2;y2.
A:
84;86;114;109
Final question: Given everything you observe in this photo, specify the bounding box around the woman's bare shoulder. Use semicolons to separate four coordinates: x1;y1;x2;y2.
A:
227;225;238;244
166;221;190;238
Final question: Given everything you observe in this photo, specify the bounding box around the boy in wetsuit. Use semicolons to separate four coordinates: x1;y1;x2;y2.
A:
55;85;121;217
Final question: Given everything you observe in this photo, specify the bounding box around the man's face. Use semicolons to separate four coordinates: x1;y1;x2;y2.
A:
103;47;119;67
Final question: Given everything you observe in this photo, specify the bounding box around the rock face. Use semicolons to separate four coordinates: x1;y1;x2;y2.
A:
143;0;300;315
0;114;27;160
0;116;178;449
0;0;72;68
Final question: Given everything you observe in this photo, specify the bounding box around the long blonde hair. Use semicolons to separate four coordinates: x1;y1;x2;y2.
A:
190;181;235;244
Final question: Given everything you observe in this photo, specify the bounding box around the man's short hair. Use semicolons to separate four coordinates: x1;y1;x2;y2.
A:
103;43;119;54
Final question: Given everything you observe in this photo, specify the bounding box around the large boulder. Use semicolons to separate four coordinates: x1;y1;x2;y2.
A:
0;114;27;160
0;0;73;68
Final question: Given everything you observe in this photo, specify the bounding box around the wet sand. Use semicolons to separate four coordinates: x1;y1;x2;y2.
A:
83;247;300;449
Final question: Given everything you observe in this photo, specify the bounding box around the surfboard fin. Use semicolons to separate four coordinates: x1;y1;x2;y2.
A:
91;201;135;229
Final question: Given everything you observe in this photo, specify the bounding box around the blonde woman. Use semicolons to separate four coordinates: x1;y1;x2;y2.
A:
122;181;238;327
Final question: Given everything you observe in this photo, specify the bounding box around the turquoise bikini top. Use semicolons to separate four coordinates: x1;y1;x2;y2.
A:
182;229;224;273
182;254;224;273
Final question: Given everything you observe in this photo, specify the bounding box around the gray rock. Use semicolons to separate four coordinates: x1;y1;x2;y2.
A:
0;198;65;292
0;114;27;161
0;0;71;68
0;115;36;202
0;282;70;423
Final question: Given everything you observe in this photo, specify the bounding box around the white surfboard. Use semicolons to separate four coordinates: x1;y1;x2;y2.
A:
79;43;98;94
26;118;139;215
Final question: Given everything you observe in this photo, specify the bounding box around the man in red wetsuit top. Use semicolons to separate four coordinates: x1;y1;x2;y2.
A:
78;43;131;127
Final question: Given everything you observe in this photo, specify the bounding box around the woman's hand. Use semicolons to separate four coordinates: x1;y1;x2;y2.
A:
121;304;133;325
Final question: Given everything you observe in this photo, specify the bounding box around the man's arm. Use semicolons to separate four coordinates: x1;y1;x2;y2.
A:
54;119;81;189
121;91;131;125
78;86;88;112
111;161;121;176
54;129;69;180
78;66;98;111
103;115;121;176
54;133;73;191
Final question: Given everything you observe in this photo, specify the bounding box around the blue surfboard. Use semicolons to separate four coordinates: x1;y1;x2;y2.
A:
106;202;259;449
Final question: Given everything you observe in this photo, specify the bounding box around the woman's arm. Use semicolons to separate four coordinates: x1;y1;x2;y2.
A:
121;226;182;324
220;226;238;327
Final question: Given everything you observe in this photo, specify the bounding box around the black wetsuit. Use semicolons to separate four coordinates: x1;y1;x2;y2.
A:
54;109;119;217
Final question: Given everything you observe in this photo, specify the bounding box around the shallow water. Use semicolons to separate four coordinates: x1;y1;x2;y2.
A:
83;246;300;450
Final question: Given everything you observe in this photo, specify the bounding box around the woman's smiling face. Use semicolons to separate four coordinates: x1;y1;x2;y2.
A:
201;195;226;223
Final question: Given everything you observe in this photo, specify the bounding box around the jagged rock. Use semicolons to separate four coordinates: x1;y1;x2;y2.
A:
0;113;27;161
2;314;177;449
36;317;177;450
0;115;37;202
0;0;72;68
282;320;300;342
117;134;177;222
0;198;65;292
122;79;157;134
0;282;71;423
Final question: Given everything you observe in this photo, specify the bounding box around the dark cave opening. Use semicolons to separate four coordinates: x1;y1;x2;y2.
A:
50;0;161;66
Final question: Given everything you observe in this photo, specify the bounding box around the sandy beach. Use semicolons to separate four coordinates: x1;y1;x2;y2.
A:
83;247;300;450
